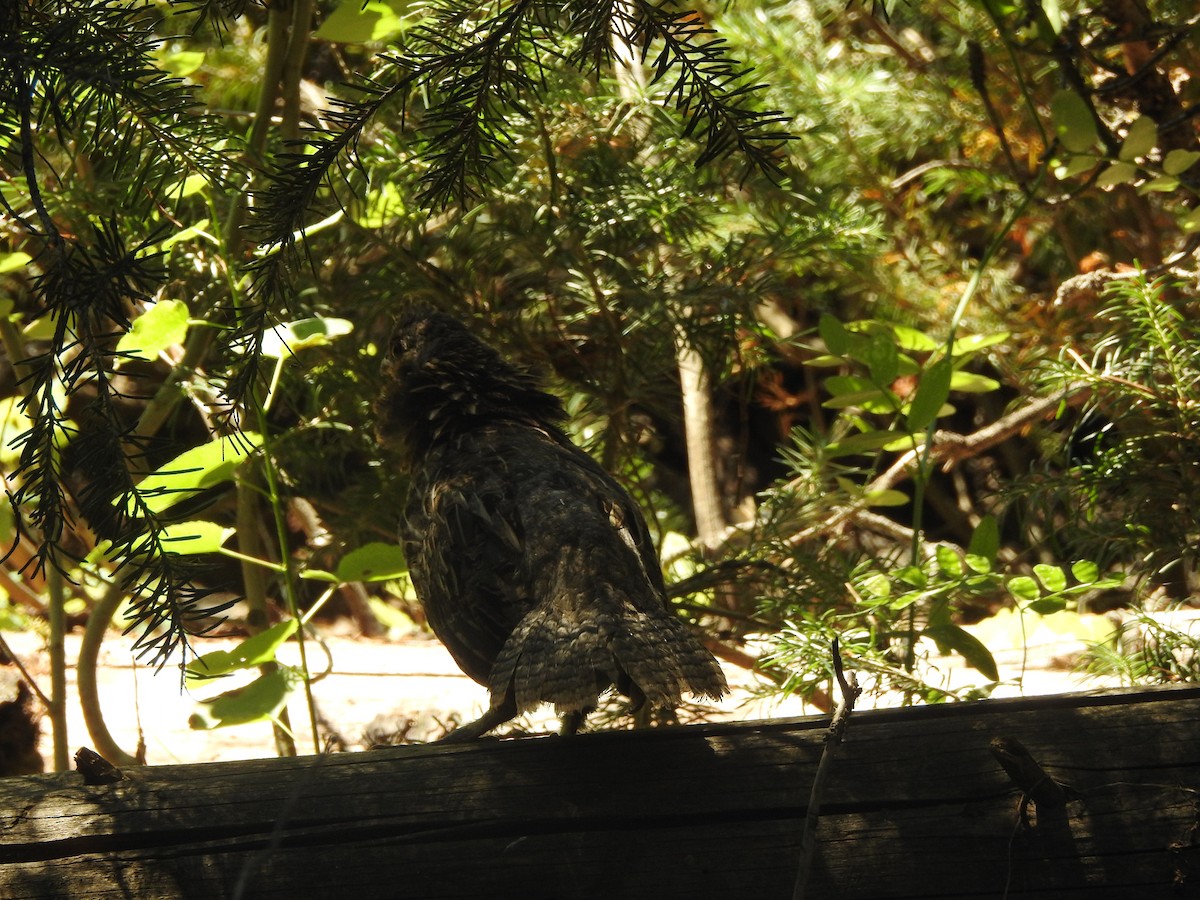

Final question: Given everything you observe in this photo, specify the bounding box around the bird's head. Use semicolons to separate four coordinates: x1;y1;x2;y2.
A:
375;309;565;457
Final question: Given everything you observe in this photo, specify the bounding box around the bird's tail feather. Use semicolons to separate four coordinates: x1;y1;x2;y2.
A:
490;590;727;716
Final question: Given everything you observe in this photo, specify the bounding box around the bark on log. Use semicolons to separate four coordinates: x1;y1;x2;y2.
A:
1;686;1198;899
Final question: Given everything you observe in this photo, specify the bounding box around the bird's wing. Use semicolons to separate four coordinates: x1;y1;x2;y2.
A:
403;457;528;687
541;429;671;603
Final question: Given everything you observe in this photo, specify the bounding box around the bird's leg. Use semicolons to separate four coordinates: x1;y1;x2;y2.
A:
437;698;517;744
559;710;584;737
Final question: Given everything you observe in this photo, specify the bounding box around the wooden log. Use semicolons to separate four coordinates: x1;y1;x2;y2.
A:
1;686;1198;899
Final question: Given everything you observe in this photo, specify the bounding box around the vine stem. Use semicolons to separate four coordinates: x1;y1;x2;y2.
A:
45;560;68;771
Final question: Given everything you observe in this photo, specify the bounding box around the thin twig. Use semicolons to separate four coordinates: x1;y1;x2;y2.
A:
793;638;860;900
779;384;1090;551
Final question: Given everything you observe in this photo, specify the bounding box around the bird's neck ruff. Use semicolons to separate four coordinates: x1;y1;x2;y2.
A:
388;349;566;459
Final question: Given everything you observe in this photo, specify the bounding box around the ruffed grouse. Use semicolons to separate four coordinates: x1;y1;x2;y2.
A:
375;310;726;739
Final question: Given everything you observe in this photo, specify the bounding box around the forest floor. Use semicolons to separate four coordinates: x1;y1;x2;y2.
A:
4;605;1155;769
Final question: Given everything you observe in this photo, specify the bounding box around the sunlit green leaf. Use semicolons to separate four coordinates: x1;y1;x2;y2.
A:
805;354;847;367
334;542;408;583
936;544;963;577
260;318;353;358
964;553;992;575
116;299;190;361
353;182;407;228
186;620;300;682
891;325;938;352
120;433;263;515
0;252;32;274
949;371;1000;393
189;668;297;729
160;520;234;555
949;332;1008;356
314;0;403;43
160;219;214;251
1007;576;1040;602
860;572;891;601
1034;563;1068;592
1070;559;1100;583
863;488;909;507
159;48;205;78
1179;209;1200;234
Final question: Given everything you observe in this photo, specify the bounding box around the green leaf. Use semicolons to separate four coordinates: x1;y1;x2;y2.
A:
819;314;851;357
964;554;993;575
821;388;895;411
0;252;32;274
1070;559;1100;583
1054;154;1097;180
925;624;999;681
863;333;899;385
299;568;339;583
1038;0;1064;34
1137;175;1179;194
896;565;927;589
805;354;847;368
967;515;999;560
189;669;297;729
825;430;901;458
116;299;190;362
1095;161;1139;188
160;520;234;555
1007;576;1040;602
1034;564;1068;593
936;544;963;577
120;433;263;516
824;375;874;397
261;317;353;359
1050;90;1098;154
1119;116;1157;161
164;174;210;200
1029;597;1068;615
891;325;938;352
859;572;891;601
160;218;213;251
159;48;206;78
949;371;1000;393
1163;149;1200;176
949;331;1008;356
1179;209;1200;234
882;434;925;453
352;181;407;228
863;488;909;507
907;357;952;431
334;542;408;583
314;0;403;43
186;620;300;682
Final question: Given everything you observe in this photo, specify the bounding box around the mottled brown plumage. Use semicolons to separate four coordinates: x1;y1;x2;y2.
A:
375;310;726;739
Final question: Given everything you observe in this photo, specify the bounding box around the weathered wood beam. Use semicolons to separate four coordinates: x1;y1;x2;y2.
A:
1;686;1198;898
